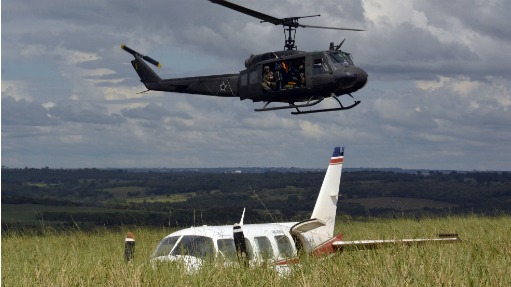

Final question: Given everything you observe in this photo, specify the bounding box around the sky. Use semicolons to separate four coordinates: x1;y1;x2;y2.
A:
2;0;511;170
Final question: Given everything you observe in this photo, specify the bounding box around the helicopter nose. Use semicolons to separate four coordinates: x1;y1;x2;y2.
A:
335;66;367;90
353;66;368;90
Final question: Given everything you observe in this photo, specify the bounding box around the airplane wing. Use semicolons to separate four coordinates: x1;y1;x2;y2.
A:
332;234;460;252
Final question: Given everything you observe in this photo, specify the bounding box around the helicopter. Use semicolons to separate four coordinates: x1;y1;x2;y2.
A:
122;0;368;115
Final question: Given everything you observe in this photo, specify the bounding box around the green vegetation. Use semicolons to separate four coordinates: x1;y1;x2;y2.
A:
2;216;510;286
3;168;511;230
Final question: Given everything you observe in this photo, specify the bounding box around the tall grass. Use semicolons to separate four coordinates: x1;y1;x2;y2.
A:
2;216;510;286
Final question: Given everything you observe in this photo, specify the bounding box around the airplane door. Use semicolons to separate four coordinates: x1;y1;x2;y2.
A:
290;218;327;253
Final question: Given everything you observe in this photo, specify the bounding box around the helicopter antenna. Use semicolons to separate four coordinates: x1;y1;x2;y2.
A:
209;0;363;50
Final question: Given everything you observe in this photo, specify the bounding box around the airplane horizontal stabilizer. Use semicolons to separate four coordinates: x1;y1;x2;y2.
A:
333;235;460;252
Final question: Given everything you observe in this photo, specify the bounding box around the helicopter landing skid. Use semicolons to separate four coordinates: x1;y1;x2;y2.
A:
255;96;360;115
291;100;361;115
254;98;325;112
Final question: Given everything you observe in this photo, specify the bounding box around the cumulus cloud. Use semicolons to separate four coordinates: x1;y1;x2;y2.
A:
2;0;511;170
2;97;53;126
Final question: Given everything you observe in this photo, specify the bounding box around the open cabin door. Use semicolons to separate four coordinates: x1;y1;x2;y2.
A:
290;218;326;253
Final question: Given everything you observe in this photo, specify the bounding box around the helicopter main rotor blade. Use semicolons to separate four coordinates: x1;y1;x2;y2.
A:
299;24;364;31
210;0;364;31
209;0;282;25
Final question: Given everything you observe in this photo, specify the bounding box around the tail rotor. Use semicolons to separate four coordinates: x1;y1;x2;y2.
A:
121;44;162;68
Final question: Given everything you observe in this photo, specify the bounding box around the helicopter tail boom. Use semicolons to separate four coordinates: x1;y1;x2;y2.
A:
130;57;162;87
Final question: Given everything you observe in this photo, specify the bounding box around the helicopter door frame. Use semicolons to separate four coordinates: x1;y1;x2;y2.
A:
239;66;261;101
261;56;307;92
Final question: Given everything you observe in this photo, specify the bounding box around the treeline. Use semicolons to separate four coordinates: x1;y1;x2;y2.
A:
342;171;511;207
2;168;511;228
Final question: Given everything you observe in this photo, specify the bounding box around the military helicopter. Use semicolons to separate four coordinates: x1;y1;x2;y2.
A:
122;0;368;115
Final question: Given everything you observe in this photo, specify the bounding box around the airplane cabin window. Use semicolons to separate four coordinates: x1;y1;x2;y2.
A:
274;235;294;258
244;238;254;260
254;236;274;260
171;235;215;260
217;239;238;261
152;236;180;258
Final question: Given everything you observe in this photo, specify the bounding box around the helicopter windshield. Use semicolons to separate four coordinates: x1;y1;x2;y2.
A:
327;51;354;69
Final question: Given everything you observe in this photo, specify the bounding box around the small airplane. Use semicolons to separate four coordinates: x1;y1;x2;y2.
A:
122;0;368;115
150;146;460;273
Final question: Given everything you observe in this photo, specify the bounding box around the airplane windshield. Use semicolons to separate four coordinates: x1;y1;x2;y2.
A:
171;235;215;260
217;239;238;262
152;236;180;258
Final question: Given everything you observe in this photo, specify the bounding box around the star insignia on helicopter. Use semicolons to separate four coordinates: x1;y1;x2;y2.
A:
219;80;228;92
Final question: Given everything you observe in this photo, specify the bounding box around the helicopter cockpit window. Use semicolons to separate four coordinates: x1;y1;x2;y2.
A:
328;52;354;67
313;57;331;75
171;235;215;260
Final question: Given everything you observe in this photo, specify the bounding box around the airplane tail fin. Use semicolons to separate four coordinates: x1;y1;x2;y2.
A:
310;146;344;237
121;44;162;87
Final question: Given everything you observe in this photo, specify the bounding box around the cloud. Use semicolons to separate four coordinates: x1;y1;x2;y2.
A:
2;0;511;170
48;101;126;125
2;97;54;126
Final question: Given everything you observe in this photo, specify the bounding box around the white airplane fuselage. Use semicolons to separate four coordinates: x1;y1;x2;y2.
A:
151;223;297;268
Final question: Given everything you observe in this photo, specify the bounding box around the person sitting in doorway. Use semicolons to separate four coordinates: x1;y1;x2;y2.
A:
262;66;276;91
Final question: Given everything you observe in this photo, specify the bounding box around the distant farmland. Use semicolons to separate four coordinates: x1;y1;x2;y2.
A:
343;197;456;210
2;168;510;228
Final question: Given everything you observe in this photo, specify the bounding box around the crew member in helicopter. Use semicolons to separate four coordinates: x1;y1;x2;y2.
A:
298;64;305;87
274;62;284;90
262;65;276;91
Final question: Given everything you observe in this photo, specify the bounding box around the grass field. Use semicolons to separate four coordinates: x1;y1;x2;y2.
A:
2;215;510;286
